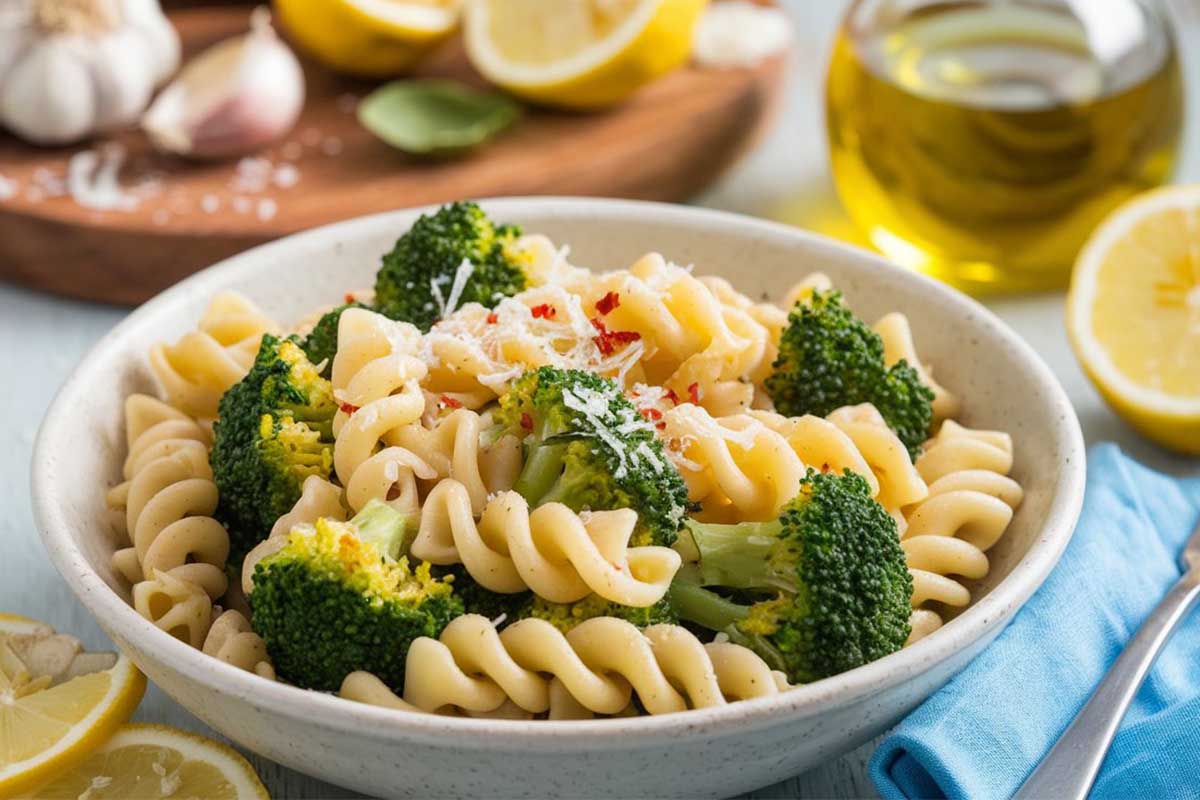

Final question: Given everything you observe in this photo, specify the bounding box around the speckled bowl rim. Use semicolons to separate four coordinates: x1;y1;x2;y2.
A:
33;197;1086;744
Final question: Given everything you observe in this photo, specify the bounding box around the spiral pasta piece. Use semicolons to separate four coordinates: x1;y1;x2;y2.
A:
383;408;522;516
132;569;213;649
662;404;804;522
149;292;278;419
345;615;786;717
203;609;275;679
827;404;928;517
903;421;1023;643
331;309;431;516
108;395;229;601
746;409;878;493
411;480;681;606
873;312;960;422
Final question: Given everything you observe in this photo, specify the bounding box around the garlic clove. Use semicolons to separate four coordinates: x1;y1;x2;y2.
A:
1;40;98;145
142;7;304;160
118;0;181;86
88;30;158;130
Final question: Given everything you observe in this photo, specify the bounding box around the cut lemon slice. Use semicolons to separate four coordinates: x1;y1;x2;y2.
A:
274;0;461;77
0;617;146;797
463;0;708;109
20;724;269;800
1067;184;1200;454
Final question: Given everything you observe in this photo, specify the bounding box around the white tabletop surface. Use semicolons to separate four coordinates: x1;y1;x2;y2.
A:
4;2;1200;798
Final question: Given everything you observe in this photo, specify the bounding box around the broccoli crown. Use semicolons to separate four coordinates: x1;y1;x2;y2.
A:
300;302;368;376
434;564;531;621
672;469;912;684
373;201;530;332
249;501;461;692
494;367;690;547
516;593;677;633
764;290;934;458
211;335;337;560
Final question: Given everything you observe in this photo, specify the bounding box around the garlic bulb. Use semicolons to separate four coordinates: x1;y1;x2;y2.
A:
0;0;180;145
143;8;304;160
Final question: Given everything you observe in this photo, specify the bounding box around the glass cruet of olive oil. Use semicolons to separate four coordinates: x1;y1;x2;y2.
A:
826;0;1183;293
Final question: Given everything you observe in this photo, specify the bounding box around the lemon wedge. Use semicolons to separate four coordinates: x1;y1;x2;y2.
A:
274;0;461;77
20;724;269;800
463;0;708;109
1067;184;1200;454
0;615;146;797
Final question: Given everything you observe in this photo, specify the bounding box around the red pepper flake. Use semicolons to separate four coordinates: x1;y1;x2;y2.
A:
440;394;463;410
339;402;360;415
590;317;641;355
656;421;666;431
520;412;533;431
687;382;700;404
594;291;620;315
486;311;499;324
344;293;356;304
530;303;556;320
640;407;663;422
821;462;832;473
664;388;680;405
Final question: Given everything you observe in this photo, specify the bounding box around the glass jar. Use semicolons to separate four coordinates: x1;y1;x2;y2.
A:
826;0;1184;293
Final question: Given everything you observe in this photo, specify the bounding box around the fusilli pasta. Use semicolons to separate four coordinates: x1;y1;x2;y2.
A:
341;614;787;717
108;394;230;601
149;292;278;419
903;421;1023;642
411;480;681;605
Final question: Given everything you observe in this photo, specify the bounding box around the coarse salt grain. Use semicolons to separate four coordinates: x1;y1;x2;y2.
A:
273;163;300;188
321;137;344;156
200;194;220;213
256;198;277;221
0;175;15;201
232;196;252;214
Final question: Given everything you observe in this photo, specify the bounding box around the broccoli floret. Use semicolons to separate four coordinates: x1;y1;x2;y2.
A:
374;201;531;332
764;290;934;459
516;594;677;633
301;302;368;376
493;367;690;547
211;335;337;560
434;564;531;621
668;469;912;684
249;499;462;692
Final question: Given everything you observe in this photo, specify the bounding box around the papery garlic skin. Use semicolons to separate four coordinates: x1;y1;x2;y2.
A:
143;8;305;160
0;0;180;146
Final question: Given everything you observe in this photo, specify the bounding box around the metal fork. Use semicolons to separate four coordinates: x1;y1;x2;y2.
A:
1014;517;1200;800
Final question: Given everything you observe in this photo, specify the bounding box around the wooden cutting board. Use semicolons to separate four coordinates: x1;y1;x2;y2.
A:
0;6;788;305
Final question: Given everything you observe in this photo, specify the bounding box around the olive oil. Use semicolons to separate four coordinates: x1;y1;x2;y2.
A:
826;1;1182;292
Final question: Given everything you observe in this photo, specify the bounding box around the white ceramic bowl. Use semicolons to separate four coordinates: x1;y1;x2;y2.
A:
33;198;1085;799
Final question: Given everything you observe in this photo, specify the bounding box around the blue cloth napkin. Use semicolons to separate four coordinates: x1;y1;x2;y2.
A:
870;443;1200;800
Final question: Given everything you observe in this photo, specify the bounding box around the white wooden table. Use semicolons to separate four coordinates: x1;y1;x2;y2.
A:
4;2;1199;797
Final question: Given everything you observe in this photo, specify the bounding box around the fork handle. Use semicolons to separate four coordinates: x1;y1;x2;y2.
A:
1014;569;1200;800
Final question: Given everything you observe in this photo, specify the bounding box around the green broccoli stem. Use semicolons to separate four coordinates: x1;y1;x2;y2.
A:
350;499;409;562
513;442;568;505
668;576;749;633
684;518;790;591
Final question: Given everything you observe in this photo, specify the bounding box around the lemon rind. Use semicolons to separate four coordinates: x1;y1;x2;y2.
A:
463;0;662;87
1068;184;1200;418
0;656;146;796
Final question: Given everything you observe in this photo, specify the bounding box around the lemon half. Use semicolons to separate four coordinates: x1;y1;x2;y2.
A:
20;724;269;800
0;616;146;796
1067;184;1200;453
274;0;461;77
464;0;708;109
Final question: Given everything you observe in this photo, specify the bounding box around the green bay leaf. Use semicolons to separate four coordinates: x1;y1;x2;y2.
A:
357;79;522;157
